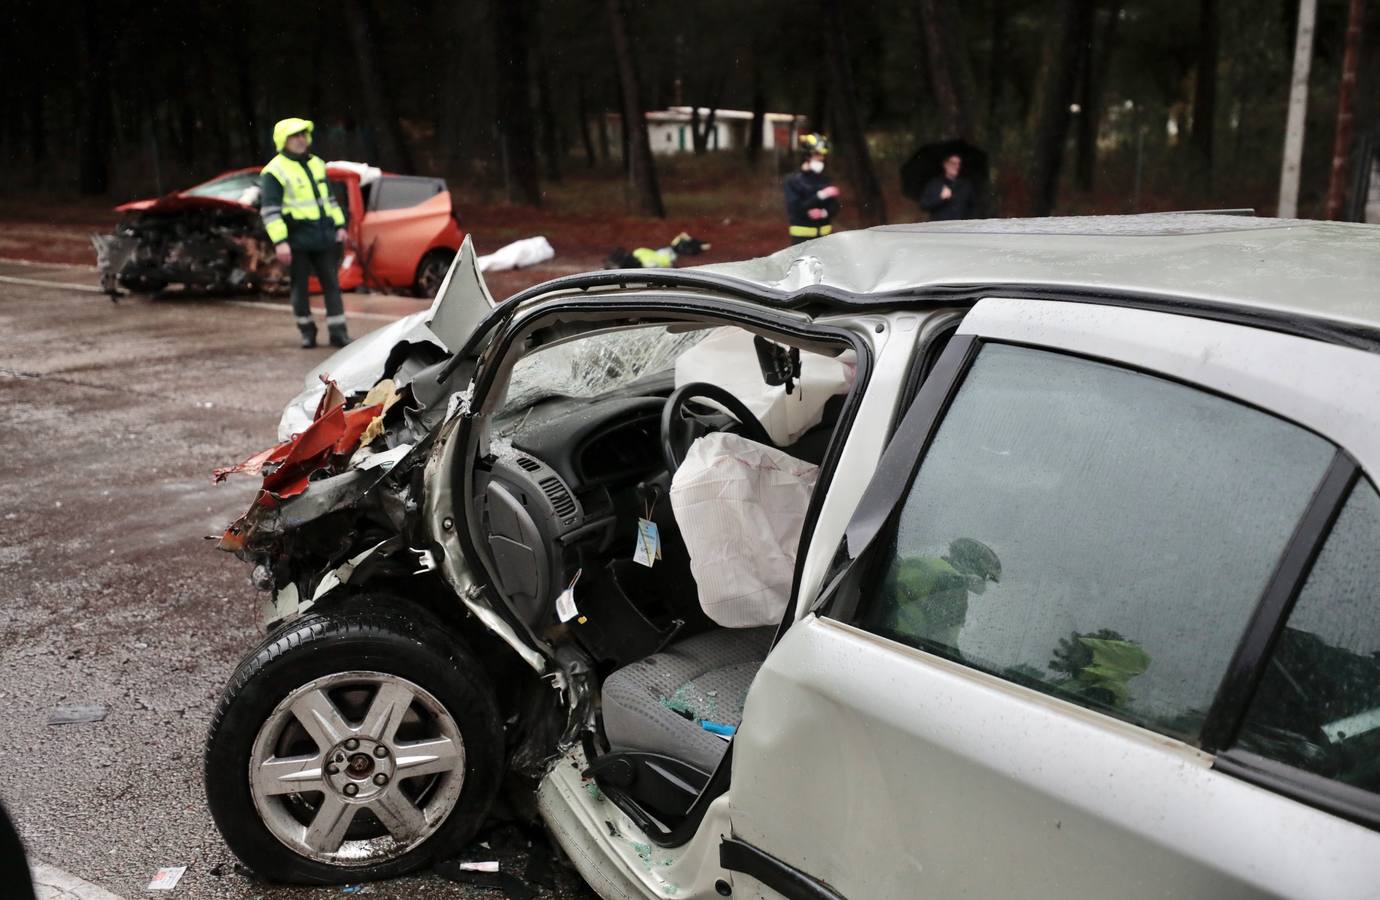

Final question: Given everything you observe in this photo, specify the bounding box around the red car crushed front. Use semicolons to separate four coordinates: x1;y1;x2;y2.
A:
92;164;464;299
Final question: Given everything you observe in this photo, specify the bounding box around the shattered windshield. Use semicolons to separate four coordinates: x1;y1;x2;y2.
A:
184;172;261;203
500;325;707;415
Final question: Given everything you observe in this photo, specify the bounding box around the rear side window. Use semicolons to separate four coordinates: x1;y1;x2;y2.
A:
371;176;444;211
858;344;1333;743
1235;480;1380;793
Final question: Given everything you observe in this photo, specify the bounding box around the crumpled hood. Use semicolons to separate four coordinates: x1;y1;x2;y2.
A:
278;311;438;439
277;235;494;440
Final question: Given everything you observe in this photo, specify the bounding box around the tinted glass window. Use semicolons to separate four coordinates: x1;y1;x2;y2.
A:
372;177;443;211
859;344;1332;743
1236;480;1380;792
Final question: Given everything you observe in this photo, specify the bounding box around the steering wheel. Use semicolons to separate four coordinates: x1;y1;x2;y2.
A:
661;382;775;472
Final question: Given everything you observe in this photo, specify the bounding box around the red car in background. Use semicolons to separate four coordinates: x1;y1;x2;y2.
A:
93;163;464;298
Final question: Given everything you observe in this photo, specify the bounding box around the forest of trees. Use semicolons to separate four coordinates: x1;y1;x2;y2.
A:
0;0;1374;219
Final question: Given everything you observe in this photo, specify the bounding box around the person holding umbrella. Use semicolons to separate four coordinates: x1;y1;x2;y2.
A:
919;152;977;221
921;151;977;220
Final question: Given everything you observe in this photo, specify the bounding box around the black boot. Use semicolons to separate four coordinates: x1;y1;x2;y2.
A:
297;320;318;349
328;323;352;347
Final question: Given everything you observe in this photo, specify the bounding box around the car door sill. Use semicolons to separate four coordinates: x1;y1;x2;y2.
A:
719;837;847;900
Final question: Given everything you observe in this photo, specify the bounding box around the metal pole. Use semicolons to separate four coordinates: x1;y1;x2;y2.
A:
1278;0;1317;218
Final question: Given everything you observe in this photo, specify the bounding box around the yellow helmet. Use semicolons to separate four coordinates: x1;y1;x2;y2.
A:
798;132;830;157
272;117;314;152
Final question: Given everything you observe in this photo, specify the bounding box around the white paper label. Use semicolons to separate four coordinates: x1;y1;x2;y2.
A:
148;866;187;890
633;518;661;568
556;587;578;622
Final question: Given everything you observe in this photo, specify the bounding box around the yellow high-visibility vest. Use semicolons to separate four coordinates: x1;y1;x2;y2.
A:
260;154;345;244
632;247;675;268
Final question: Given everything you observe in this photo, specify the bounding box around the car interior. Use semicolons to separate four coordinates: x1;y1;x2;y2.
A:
472;318;858;832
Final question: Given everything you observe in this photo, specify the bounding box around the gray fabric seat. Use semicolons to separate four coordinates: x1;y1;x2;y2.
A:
600;627;775;774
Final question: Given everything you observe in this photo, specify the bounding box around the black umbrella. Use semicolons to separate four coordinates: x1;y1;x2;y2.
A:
900;140;990;202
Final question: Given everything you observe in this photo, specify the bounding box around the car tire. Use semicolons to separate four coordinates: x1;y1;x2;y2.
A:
204;603;503;885
413;250;455;298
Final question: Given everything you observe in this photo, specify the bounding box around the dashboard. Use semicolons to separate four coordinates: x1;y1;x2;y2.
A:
482;394;669;629
510;395;667;493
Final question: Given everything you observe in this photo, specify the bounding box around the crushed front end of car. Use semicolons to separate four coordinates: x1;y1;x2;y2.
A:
94;201;287;296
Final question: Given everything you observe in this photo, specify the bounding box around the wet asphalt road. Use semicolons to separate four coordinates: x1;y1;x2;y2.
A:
0;262;594;899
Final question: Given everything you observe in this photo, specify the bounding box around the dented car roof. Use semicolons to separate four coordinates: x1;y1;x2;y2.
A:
694;214;1380;342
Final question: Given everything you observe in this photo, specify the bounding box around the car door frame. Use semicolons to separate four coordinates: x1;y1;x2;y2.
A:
725;295;1380;900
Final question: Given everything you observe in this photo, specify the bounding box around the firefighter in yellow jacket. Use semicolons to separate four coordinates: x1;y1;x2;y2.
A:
261;118;350;348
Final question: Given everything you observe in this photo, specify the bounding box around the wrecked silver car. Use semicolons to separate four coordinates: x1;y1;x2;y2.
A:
206;217;1380;899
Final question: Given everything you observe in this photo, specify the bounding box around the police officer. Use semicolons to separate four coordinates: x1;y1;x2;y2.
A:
261;118;350;348
783;133;841;244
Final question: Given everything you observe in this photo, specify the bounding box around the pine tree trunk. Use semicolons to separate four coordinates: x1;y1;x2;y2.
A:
917;0;976;138
1075;1;1121;189
538;64;563;183
692;106;719;155
1278;0;1317;217
1029;0;1093;216
577;82;597;168
344;0;415;173
1324;0;1366;218
234;40;261;159
747;38;766;165
1192;0;1219;173
78;5;112;194
492;0;542;204
606;0;665;217
987;0;1008;136
822;0;887;225
599;103;612;162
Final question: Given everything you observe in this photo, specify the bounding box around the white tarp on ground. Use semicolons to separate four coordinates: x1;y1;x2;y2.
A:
670;432;819;628
673;327;855;446
477;236;555;272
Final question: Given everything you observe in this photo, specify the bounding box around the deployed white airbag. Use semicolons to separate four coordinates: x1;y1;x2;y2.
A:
670;432;819;628
674;327;854;446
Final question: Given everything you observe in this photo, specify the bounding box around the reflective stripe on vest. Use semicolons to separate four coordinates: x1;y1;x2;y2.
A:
788;224;833;238
261;154;345;225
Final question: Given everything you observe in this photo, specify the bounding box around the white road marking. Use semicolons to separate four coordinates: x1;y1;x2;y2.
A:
0;256;100;271
0;274;107;294
223;299;401;322
0;272;403;322
30;862;126;900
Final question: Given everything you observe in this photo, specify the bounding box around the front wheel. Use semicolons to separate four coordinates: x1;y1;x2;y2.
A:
204;605;503;884
413;250;454;298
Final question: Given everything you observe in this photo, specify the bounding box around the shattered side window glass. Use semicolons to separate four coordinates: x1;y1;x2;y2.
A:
1236;480;1380;795
858;344;1332;744
500;326;707;416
